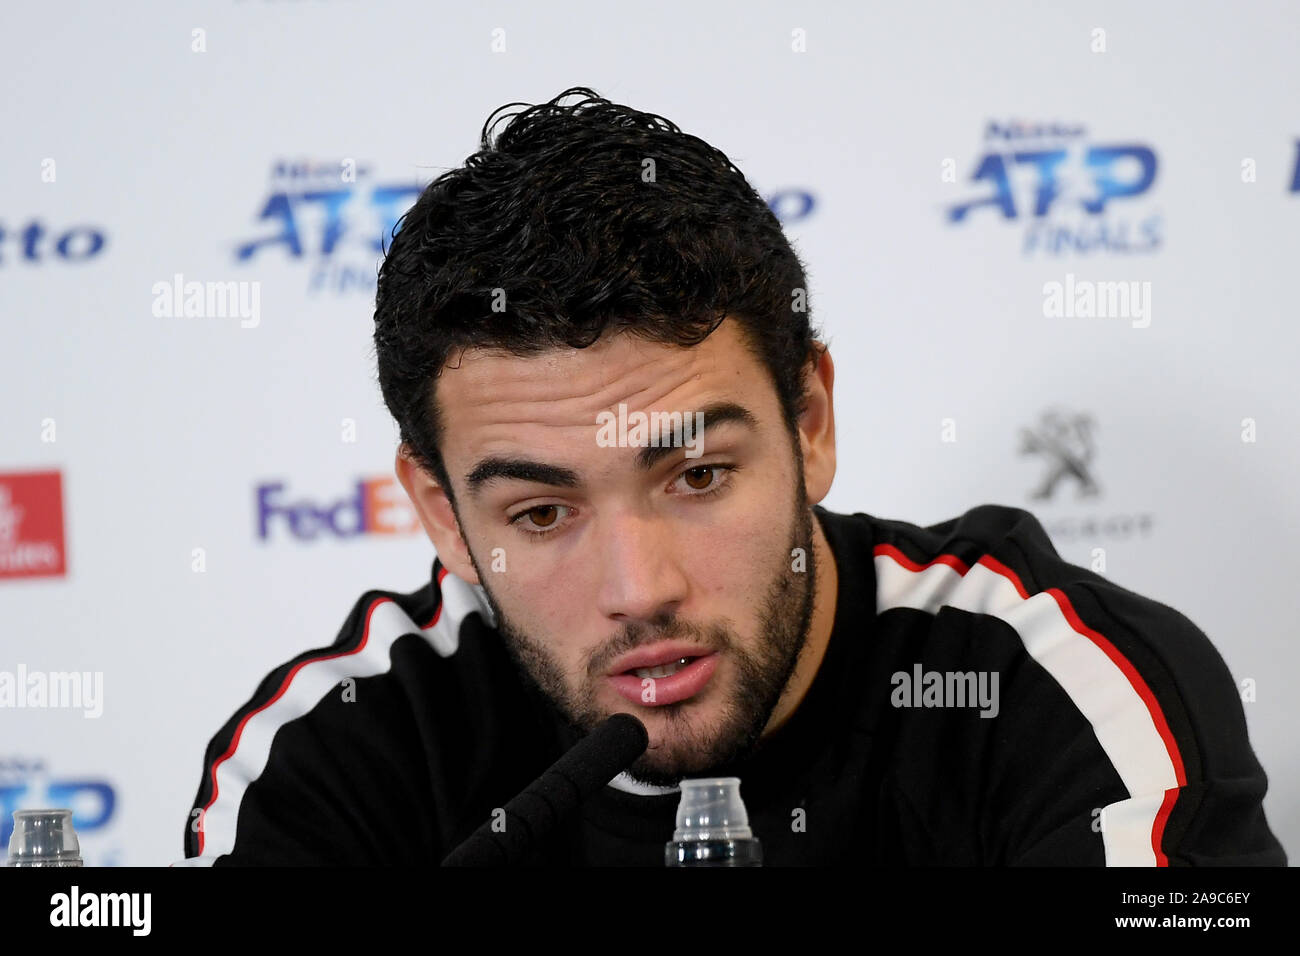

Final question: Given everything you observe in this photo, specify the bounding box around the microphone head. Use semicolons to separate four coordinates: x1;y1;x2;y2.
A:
597;712;650;759
440;711;652;866
556;712;649;793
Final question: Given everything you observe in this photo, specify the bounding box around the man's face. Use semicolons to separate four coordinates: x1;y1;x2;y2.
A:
429;320;818;786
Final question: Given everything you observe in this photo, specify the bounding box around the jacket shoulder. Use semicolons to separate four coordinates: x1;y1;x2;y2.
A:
865;503;1284;865
180;561;495;864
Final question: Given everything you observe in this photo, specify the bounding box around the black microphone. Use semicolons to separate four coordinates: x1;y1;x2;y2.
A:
441;712;649;866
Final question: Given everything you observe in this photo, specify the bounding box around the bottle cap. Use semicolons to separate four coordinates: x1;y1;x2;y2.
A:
670;777;755;842
7;809;83;867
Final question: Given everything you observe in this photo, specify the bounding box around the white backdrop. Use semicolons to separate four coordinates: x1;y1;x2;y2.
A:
1;0;1295;866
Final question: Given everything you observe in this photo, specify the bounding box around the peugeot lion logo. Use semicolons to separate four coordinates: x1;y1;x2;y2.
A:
1019;409;1101;500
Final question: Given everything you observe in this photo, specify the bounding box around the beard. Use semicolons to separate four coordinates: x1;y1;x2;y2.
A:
464;480;818;788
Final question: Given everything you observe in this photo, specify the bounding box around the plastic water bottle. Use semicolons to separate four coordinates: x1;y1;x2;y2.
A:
664;777;762;866
6;809;83;867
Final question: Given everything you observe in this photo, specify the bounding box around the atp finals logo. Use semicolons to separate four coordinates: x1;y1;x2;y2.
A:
944;120;1161;257
234;159;424;296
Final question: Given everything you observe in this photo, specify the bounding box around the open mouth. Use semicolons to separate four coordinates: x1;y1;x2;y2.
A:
608;653;719;707
624;657;700;680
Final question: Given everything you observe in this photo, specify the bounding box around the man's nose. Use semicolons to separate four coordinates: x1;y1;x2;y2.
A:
594;509;689;624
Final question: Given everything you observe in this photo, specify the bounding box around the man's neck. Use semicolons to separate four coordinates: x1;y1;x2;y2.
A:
760;507;839;739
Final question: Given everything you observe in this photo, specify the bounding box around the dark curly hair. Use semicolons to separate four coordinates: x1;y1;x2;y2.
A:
372;86;821;501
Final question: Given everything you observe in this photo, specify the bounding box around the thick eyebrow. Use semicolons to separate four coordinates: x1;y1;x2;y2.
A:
465;458;581;496
633;400;759;470
463;400;761;498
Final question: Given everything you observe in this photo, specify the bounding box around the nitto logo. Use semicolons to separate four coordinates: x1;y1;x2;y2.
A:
945;120;1161;256
0;219;107;265
256;477;421;541
1018;409;1101;501
985;120;1088;141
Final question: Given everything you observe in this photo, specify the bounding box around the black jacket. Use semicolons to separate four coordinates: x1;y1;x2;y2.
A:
180;504;1287;866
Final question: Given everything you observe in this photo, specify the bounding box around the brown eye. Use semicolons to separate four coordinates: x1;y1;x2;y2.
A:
682;467;715;490
528;505;559;528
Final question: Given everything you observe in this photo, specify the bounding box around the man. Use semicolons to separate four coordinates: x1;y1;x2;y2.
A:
181;87;1285;866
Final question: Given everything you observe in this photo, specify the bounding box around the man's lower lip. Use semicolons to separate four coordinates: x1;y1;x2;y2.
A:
607;653;719;706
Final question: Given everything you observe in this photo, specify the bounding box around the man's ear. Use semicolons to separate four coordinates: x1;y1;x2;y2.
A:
394;443;481;586
796;342;837;506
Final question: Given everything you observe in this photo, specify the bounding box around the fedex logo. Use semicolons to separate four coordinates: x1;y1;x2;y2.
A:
256;478;421;541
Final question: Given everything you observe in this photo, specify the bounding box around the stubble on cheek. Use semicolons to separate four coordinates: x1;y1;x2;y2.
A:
466;484;816;785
